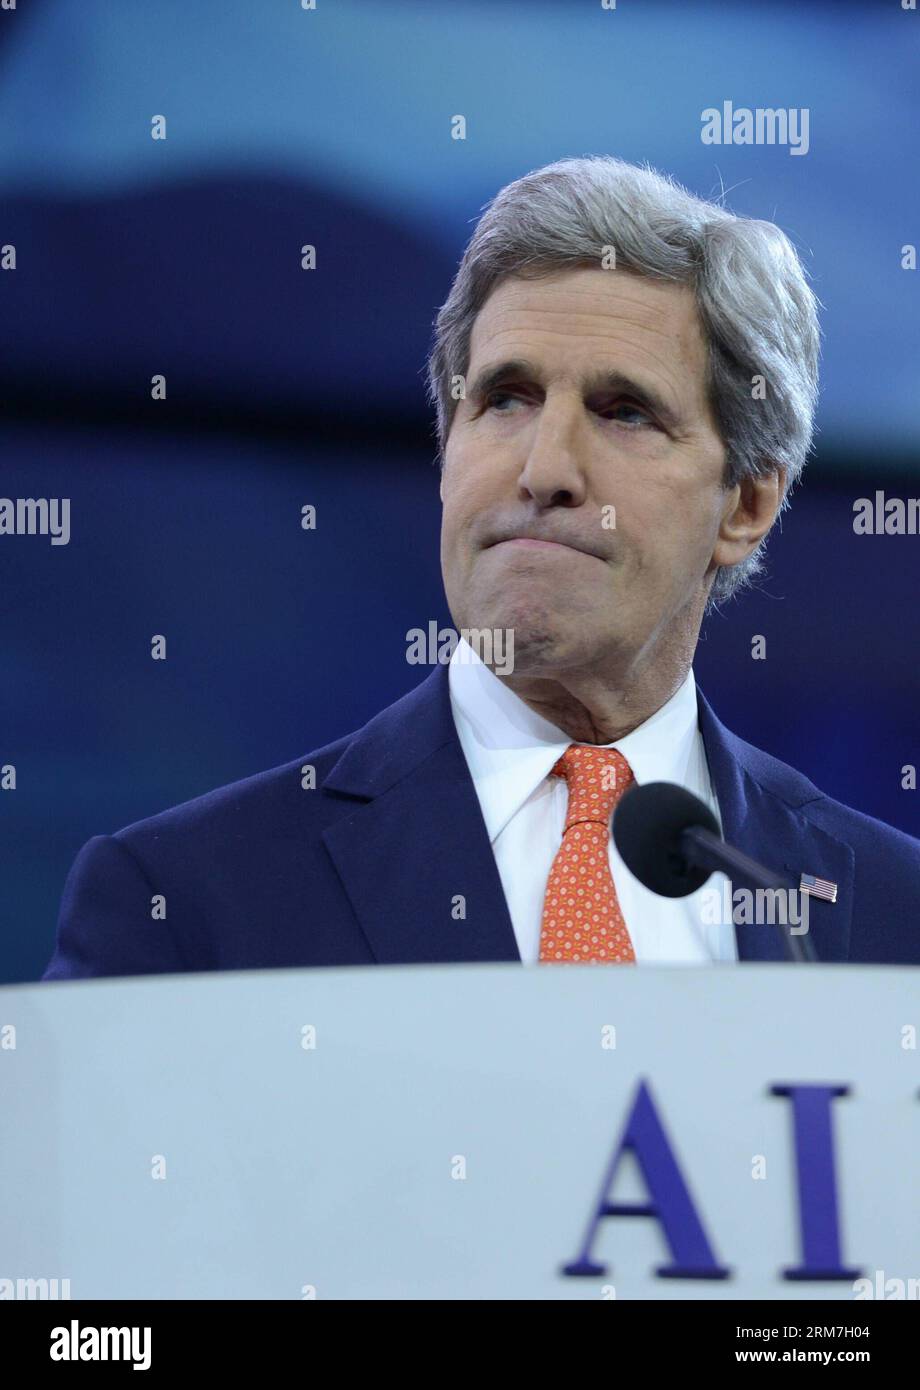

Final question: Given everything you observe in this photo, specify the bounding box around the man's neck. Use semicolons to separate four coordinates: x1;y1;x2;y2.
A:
494;649;693;745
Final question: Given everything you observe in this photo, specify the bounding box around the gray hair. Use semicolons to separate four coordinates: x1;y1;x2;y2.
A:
426;155;820;605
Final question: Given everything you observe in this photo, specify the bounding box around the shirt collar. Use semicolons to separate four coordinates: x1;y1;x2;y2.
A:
448;634;704;844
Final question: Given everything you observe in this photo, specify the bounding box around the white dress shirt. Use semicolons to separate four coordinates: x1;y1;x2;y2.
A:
448;637;737;965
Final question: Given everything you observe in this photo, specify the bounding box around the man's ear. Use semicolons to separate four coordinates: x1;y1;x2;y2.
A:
711;465;787;571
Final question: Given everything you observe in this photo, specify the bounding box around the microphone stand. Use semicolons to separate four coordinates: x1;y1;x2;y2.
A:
679;826;818;964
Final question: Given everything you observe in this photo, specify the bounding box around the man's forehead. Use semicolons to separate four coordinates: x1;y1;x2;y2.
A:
472;265;708;361
467;267;709;400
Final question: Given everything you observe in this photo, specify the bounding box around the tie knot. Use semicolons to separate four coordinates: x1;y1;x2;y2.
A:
550;745;634;830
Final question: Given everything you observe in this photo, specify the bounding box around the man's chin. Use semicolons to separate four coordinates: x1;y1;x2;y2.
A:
476;617;594;678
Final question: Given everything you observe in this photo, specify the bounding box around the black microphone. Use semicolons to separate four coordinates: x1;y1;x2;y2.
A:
612;781;817;963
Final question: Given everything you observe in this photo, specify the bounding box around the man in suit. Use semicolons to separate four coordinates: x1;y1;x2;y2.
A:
44;156;920;979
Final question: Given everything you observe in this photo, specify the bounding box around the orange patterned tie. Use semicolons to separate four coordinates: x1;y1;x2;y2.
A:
539;745;636;964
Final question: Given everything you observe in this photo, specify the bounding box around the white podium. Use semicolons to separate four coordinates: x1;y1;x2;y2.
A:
1;963;917;1299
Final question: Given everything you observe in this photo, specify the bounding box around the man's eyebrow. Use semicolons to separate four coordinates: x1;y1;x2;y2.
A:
467;359;541;401
466;358;681;428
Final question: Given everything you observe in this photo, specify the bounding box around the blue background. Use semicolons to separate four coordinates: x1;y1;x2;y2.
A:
1;0;918;982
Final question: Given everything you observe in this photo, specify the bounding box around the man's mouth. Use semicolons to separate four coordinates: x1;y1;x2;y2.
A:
494;537;570;550
488;536;600;559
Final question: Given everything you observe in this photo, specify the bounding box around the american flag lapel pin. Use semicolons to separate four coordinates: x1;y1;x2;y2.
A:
800;872;838;904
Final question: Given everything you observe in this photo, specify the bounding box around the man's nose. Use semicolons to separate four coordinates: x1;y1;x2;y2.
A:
516;396;588;508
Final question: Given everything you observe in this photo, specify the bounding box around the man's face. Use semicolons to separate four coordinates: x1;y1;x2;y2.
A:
439;265;732;678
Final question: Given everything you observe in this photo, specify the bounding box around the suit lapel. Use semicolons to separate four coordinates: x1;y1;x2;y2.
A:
697;690;854;963
319;667;853;967
321;666;520;964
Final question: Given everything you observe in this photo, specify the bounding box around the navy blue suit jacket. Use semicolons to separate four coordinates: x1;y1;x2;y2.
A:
43;665;920;978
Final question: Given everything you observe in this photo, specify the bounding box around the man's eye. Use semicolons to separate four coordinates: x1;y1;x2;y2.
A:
602;402;655;428
484;390;523;412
